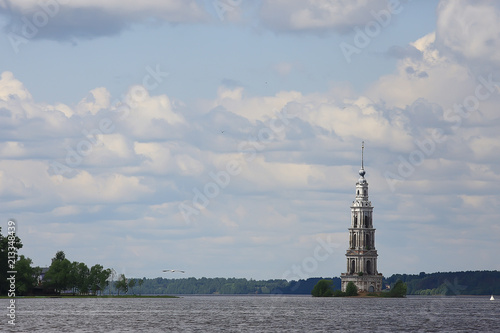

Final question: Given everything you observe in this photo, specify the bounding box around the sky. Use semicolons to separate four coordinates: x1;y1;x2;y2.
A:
0;0;499;282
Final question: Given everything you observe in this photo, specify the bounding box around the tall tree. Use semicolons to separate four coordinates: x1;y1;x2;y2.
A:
89;264;103;295
44;251;71;293
138;278;145;295
76;262;90;295
14;255;37;295
115;274;128;295
128;278;136;295
345;281;358;296
98;267;112;296
68;261;79;295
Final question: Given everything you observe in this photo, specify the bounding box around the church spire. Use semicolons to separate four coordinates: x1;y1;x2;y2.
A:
341;141;383;293
359;141;366;180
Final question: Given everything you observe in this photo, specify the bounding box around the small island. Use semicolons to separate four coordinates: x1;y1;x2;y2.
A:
311;279;407;298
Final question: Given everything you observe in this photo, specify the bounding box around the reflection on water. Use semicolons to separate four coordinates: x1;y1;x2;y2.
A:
3;295;499;332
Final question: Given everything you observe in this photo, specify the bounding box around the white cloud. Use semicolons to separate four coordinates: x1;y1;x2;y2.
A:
213;86;304;123
0;71;32;101
76;87;111;116
53;171;152;204
133;142;204;176
116;85;185;139
436;0;500;66
259;0;389;33
367;32;473;109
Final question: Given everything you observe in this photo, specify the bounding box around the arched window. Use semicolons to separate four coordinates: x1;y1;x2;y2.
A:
366;260;372;275
350;260;355;274
354;216;357;228
365;234;370;249
364;215;369;228
353;234;357;249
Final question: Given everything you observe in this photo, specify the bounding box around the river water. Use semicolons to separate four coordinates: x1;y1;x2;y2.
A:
3;295;498;332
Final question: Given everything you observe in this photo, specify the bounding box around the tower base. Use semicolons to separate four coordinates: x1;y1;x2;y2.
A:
341;273;383;292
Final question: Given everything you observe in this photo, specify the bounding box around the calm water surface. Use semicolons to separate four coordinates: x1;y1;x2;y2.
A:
3;295;498;332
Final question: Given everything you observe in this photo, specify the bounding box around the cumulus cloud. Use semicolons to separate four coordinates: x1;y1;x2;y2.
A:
259;0;390;33
114;85;186;139
0;71;32;100
436;0;500;67
367;33;474;109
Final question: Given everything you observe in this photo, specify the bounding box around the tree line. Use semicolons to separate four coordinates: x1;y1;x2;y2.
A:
0;228;116;296
111;277;343;295
385;271;500;295
41;250;112;295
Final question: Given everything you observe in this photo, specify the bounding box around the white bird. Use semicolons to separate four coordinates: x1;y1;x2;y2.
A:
163;269;185;273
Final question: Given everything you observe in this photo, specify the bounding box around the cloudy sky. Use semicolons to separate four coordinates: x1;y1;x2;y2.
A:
1;0;499;281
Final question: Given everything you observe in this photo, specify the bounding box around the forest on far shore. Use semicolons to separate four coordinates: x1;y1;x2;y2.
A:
113;271;499;296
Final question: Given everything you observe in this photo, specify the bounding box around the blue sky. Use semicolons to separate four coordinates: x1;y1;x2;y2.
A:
1;0;499;281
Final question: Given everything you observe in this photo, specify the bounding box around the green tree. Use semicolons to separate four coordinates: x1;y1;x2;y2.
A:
389;280;407;297
138;278;145;295
44;251;72;293
99;268;112;296
14;255;37;295
54;250;66;261
345;281;358;296
128;278;137;295
68;261;79;295
89;264;107;295
75;262;90;295
311;279;334;297
115;274;128;295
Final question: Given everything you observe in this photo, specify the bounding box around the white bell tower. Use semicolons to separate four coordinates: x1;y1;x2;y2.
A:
341;142;383;292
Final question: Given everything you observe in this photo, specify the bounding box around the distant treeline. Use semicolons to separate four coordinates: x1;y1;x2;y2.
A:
105;277;342;295
118;271;499;296
385;271;500;295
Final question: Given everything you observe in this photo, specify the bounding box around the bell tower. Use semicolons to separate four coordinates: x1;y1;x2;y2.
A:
341;142;383;292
